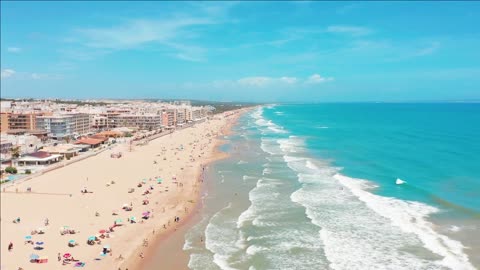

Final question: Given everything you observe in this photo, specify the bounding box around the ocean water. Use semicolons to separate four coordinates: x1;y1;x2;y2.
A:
184;104;480;270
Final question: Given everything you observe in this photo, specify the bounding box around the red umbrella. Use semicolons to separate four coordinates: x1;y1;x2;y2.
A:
99;229;106;234
63;253;71;258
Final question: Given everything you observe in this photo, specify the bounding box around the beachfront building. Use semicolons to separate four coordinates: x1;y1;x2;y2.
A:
36;115;75;139
74;137;108;148
161;109;176;128
0;112;45;133
92;115;108;129
176;109;186;125
41;144;82;159
109;114;162;130
16;151;63;166
192;107;204;121
68;113;91;136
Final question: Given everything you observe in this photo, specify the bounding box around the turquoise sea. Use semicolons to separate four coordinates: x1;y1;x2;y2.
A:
183;104;480;270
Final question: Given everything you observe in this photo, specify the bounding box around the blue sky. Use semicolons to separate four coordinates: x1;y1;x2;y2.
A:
1;1;480;102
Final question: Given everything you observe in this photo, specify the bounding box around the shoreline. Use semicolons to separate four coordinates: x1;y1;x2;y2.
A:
0;108;250;270
128;110;247;270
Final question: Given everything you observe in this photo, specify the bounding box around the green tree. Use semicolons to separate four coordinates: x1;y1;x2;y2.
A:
10;146;21;159
5;166;17;174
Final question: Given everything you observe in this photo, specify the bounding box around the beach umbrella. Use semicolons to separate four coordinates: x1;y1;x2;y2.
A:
63;253;71;258
25;235;32;240
103;245;110;249
130;216;136;221
99;229;106;234
35;242;44;245
122;203;129;208
88;236;96;241
69;240;76;244
30;254;39;260
142;211;150;216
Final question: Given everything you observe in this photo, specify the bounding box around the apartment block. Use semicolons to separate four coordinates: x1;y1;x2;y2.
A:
92;115;108;129
36;115;75;139
0;112;44;133
110;114;161;130
67;113;91;135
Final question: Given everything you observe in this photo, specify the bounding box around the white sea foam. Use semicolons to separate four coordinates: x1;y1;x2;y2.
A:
205;203;246;270
335;174;475;270
246;245;268;255
274;131;475;270
396;178;406;185
252;107;288;134
236;171;330;269
242;175;257;182
260;138;282;155
449;225;461;233
262;168;272;175
277;136;304;153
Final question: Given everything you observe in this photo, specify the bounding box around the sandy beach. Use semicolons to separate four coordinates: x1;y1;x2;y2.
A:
1;109;247;270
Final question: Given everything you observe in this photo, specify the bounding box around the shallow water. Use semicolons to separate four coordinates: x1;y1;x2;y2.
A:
183;104;480;270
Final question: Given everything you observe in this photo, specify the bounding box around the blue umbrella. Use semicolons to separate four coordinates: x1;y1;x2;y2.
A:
30;254;39;260
35;242;44;245
25;235;32;240
88;236;96;241
69;240;76;244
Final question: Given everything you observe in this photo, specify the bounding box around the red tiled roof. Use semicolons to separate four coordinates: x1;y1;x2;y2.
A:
74;138;104;145
89;135;108;142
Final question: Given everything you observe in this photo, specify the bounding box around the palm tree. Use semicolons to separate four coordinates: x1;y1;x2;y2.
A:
10;146;20;159
9;146;21;166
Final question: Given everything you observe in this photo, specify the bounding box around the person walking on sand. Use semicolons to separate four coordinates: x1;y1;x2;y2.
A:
58;253;61;261
8;241;13;252
44;218;49;226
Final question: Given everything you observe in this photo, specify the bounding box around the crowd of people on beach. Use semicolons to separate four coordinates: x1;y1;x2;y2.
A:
2;112;245;270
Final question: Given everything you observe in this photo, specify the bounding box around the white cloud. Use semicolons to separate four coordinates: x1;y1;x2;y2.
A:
226;74;332;88
237;76;273;87
181;73;331;90
70;12;225;62
1;69;16;79
327;25;372;36
78;17;214;50
306;74;334;84
279;76;298;84
7;47;22;53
